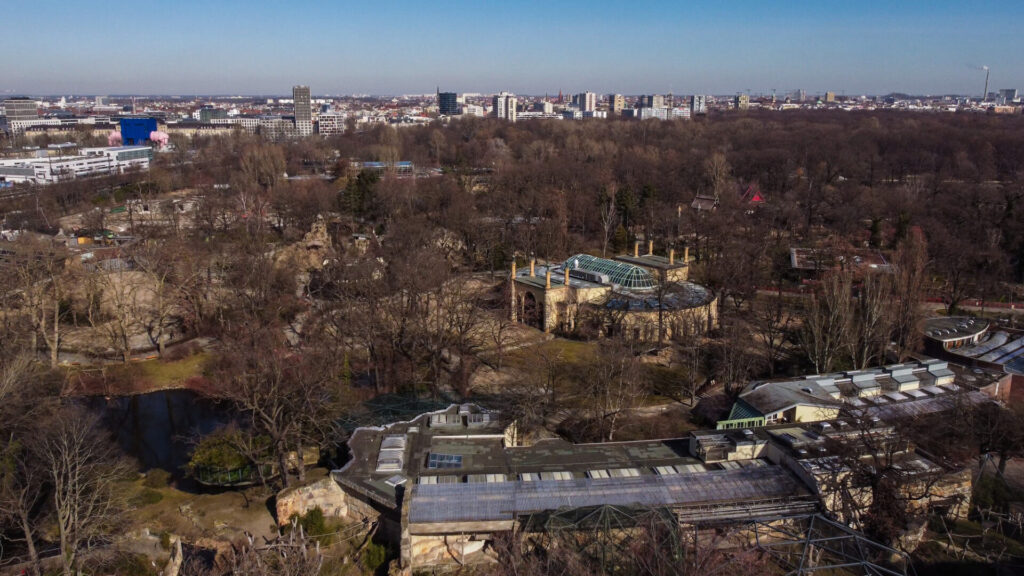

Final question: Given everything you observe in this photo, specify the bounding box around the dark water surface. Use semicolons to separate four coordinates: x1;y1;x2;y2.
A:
90;390;233;479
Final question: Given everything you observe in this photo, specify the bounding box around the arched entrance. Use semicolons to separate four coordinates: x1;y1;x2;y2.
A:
522;292;543;330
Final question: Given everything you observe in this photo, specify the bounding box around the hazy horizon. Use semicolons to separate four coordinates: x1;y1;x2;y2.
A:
1;0;1021;97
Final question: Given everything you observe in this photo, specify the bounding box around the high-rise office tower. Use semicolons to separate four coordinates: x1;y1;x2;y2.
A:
576;92;597;112
293;85;313;136
438;91;460;116
493;92;517;122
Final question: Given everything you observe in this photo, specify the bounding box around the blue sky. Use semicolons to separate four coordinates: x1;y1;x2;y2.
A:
1;0;1020;96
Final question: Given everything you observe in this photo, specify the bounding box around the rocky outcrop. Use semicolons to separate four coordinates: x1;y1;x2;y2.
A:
276;476;348;525
275;216;335;274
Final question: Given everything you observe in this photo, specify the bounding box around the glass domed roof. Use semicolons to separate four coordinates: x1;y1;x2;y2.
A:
564;254;656;291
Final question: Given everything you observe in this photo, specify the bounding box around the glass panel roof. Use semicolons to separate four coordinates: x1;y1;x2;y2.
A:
564;254;656;290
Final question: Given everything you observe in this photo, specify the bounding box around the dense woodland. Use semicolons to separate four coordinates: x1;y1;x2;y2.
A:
3;111;1024;575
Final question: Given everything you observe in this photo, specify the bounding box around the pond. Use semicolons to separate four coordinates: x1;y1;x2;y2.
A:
90;390;234;481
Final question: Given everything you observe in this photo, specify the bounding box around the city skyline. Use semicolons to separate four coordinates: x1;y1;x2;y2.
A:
1;1;1022;96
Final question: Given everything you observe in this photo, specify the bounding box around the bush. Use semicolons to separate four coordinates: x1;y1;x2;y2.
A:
972;474;1020;513
287;507;333;545
188;428;252;472
143;468;172;489
160;531;173;551
362;541;388;573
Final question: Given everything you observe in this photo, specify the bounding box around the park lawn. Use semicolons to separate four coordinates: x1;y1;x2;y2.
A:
505;338;599;369
65;351;210;395
133;351;210;389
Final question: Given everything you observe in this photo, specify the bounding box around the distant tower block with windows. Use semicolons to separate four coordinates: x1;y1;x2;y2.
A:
690;95;708;115
576;91;597;112
510;243;716;340
292;85;313;136
438;91;460;116
493;92;517;122
609;94;625;115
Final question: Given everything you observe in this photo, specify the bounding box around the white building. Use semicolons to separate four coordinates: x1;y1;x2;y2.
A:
576;91;597;112
637;107;669;120
0;146;152;185
691;95;708;115
210;116;261;133
318;112;347;135
492;92;517;122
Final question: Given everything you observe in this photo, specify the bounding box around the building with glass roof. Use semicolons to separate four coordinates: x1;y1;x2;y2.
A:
564;253;657;291
510;246;716;339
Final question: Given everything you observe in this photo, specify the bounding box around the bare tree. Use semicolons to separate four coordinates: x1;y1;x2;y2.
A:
799;272;852;374
890;234;928;360
11;237;68;368
749;293;793;377
847;272;893;370
211;326;348;488
0;355;56;576
673;316;708;406
488;309;514;372
34;407;131;576
713;316;760;398
581;341;649;442
229;527;324;576
131;241;180;356
598;187;618;257
93;266;141;363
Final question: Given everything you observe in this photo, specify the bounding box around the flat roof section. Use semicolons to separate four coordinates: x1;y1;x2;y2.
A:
408;464;815;525
923;316;989;343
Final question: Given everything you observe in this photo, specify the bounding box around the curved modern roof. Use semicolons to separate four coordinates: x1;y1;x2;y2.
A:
564;253;656;291
923;316;989;343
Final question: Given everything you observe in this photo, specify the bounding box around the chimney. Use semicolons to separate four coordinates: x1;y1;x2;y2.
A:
545;270;551;289
648;240;654;256
564;267;570;286
511;260;517;279
669;249;675;265
634;242;640;258
530;259;536;277
684;246;690;263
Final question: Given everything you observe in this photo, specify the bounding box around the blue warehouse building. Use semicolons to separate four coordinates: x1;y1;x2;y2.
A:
119;118;157;146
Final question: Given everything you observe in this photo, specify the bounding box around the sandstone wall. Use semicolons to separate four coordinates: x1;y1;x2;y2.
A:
276;477;348;525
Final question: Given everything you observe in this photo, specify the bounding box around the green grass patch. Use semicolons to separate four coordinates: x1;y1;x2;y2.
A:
506;338;598;369
131;488;165;507
134;352;209;387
